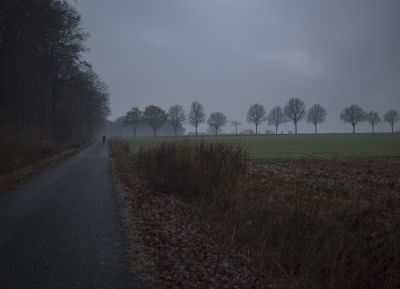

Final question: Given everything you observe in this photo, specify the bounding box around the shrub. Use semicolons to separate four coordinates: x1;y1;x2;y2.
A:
136;141;248;203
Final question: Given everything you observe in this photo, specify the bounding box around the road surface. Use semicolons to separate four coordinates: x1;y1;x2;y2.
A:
0;143;143;289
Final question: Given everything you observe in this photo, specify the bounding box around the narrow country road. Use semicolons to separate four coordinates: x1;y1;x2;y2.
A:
0;143;142;289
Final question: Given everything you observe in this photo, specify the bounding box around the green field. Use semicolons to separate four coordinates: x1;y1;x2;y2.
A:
126;133;400;160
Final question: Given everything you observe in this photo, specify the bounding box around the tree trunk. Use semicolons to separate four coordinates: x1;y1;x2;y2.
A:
372;124;374;133
294;121;298;135
134;126;136;137
255;124;258;135
275;125;278;134
154;128;157;137
352;124;355;134
195;125;198;136
314;124;317;135
174;121;178;138
391;123;394;133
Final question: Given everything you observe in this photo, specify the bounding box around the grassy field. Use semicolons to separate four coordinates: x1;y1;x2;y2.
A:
126;133;400;159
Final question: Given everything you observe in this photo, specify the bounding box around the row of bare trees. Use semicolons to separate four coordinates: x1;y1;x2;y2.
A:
340;105;399;133
124;99;399;137
247;99;399;135
124;102;208;137
125;102;230;137
0;0;110;144
245;98;326;135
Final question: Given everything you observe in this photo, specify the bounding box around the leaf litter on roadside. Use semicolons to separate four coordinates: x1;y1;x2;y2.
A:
110;142;265;289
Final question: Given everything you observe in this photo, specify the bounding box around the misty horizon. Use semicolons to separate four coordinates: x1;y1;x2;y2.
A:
72;0;399;134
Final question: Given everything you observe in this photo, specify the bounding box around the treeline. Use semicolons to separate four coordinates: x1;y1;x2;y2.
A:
0;0;110;144
122;99;399;137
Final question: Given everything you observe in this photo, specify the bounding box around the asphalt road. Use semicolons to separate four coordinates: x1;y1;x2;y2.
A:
0;143;143;289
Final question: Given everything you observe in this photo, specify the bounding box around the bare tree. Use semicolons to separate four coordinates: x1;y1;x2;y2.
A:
143;105;167;137
384;110;399;133
207;112;227;135
267;106;287;134
306;104;327;134
340;105;366;134
168;105;186;137
284;98;306;135
231;120;241;136
123;107;141;137
247;103;266;135
366;111;381;133
188;101;205;136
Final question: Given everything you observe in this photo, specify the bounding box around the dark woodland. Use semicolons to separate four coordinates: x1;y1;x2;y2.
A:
0;0;110;145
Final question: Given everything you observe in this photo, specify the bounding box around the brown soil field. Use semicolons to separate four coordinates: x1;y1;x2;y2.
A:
250;157;400;197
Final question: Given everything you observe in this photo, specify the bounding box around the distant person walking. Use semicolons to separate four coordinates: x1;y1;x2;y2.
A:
102;135;106;144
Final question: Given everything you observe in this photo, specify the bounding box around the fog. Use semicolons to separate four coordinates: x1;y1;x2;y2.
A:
73;0;400;134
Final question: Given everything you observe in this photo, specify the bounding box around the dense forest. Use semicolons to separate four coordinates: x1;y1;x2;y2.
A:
0;0;110;146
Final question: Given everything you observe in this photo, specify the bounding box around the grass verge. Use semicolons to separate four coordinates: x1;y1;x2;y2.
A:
0;145;82;192
128;133;400;160
109;140;263;288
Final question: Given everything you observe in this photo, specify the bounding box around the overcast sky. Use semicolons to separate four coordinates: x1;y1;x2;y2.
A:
72;0;400;133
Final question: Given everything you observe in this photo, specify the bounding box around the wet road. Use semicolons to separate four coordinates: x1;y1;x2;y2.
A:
0;143;142;289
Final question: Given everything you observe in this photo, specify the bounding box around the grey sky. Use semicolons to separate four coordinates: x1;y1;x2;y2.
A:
73;0;400;133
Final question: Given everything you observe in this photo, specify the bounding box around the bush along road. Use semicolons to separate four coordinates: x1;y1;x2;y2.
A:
109;140;264;289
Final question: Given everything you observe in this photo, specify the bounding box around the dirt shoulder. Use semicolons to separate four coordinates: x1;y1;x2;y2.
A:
109;141;265;289
0;146;83;192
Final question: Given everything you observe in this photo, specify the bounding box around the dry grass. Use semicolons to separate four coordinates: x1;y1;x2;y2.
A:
110;140;264;288
135;141;400;289
0;137;83;192
136;141;248;203
0;133;86;176
0;138;62;175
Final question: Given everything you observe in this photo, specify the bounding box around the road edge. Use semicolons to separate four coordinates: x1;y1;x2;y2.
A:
109;154;158;289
